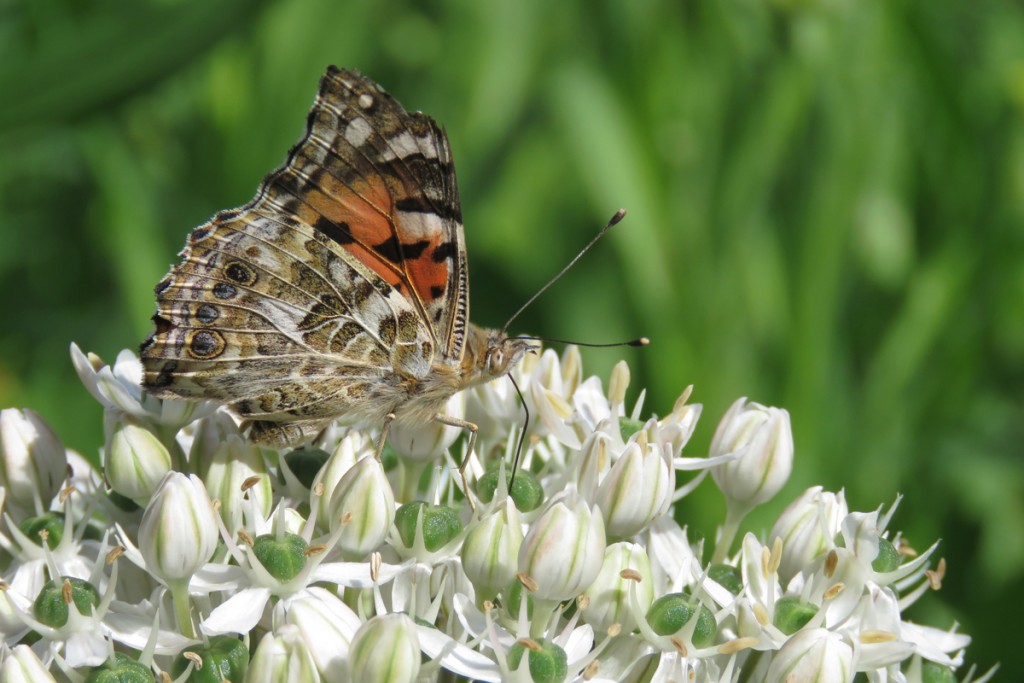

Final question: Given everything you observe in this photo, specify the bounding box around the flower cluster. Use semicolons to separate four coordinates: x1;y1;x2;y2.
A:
0;344;992;682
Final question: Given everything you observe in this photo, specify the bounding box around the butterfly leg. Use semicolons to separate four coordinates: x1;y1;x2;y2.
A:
375;413;397;460
432;413;479;510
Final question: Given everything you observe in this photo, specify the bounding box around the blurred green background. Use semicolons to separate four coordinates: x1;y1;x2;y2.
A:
1;0;1021;675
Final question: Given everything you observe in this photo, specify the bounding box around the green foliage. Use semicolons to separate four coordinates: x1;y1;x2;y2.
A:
1;0;1021;674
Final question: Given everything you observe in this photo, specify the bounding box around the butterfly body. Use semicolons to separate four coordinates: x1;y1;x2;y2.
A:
141;67;532;446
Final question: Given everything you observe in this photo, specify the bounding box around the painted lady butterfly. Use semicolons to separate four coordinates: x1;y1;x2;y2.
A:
140;67;534;453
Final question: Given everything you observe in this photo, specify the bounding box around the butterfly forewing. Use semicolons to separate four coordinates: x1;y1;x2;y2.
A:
141;67;470;440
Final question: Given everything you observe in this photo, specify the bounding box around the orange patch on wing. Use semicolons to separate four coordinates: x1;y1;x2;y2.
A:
405;239;449;304
297;176;408;290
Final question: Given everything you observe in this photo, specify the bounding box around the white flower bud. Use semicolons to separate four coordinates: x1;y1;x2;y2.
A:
710;398;793;513
313;432;373;530
519;496;606;601
1;644;57;683
0;408;66;520
389;392;465;460
581;542;654;633
138;472;219;584
247;625;321;683
327;455;396;559
770;487;848;584
349;614;421;683
594;440;673;539
104;416;171;506
188;410;242;479
460;499;525;602
285;588;362;679
764;628;853;683
204;434;271;532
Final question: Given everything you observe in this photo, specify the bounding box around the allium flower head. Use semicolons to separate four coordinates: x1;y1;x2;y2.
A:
0;345;987;682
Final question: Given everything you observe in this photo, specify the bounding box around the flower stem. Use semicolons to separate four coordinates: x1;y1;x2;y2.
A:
397;459;429;503
712;502;749;564
529;598;560;639
169;579;197;639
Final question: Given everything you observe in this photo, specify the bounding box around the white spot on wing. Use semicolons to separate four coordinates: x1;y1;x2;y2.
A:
358;93;374;110
378;131;436;162
394;209;447;242
345;117;373;147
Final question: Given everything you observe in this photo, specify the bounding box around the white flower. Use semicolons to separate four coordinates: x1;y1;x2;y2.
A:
136;472;219;585
769;486;848;585
0;408;66;520
460;498;525;602
349;614;421;683
764;628;854;683
591;435;673;539
710;398;793;515
70;343;212;430
104;416;171;505
519;495;606;602
204;434;271;533
580;541;654;633
247;624;322;683
0;644;57;683
326;454;396;560
280;587;363;680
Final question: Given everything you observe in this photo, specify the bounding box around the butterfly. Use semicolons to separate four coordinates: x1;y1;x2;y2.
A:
140;66;534;452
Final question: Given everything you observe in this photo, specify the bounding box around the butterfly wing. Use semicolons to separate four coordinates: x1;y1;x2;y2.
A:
141;67;468;438
265;67;469;359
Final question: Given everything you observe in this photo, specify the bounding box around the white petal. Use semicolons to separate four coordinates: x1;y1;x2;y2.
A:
201;586;271;635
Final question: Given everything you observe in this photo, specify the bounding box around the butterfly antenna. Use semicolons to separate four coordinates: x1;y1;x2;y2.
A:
508;372;529;488
501;208;628;335
512;335;650;348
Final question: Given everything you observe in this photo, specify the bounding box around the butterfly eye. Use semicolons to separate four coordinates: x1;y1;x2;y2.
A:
487;348;506;376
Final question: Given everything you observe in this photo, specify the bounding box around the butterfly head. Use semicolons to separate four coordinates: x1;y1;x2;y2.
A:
461;325;537;388
485;333;537;379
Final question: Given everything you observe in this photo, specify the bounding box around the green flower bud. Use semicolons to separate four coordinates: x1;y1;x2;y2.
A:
872;537;901;573
619;418;645;441
252;533;308;582
507;638;568;683
284;448;331;489
171;635;249;683
646;593;717;647
395;501;461;552
33;576;100;628
920;660;957;683
18;513;64;549
84;653;154;683
707;564;742;595
773;596;818;635
475;464;544;512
